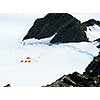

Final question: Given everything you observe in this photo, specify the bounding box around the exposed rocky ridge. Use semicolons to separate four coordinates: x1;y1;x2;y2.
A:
81;19;100;31
23;13;88;43
45;53;100;87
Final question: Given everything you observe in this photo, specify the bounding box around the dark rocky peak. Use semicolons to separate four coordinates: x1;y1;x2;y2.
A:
81;19;100;31
82;19;100;26
23;13;74;41
44;13;74;20
23;13;88;43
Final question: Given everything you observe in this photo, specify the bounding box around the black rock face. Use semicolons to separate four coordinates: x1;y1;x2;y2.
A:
81;19;100;31
45;72;97;87
4;84;11;87
51;20;87;43
23;13;88;43
84;54;100;77
44;54;100;87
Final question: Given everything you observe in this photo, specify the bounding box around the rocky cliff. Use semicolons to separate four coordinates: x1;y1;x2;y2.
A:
23;13;88;43
45;54;100;87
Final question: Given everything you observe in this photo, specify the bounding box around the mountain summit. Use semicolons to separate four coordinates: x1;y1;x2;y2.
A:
23;13;88;43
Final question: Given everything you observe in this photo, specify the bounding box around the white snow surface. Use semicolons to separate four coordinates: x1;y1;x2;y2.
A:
0;14;99;87
85;24;100;41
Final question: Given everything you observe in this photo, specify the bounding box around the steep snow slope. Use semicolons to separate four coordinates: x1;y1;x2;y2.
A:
85;24;100;41
0;14;99;86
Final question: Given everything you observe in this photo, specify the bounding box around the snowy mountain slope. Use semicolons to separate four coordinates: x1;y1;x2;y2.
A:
0;14;99;86
85;24;100;41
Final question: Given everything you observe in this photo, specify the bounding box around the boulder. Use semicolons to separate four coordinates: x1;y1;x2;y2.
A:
23;13;88;43
4;84;11;87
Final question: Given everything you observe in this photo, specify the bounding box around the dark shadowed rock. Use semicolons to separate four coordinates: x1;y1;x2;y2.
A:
81;19;100;31
45;72;99;87
23;13;88;43
97;45;100;48
94;38;100;49
50;20;87;43
93;38;100;49
45;74;77;87
94;38;100;42
45;72;93;87
45;54;100;87
84;54;100;77
4;84;11;87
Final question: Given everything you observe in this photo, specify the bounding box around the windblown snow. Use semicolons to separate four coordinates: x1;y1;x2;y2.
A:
0;14;99;86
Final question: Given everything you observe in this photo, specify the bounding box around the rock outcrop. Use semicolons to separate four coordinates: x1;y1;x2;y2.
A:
23;13;88;43
45;53;100;87
4;84;11;87
81;19;100;31
84;54;100;77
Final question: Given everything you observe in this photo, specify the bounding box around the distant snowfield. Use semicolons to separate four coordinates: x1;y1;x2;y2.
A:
0;14;99;86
